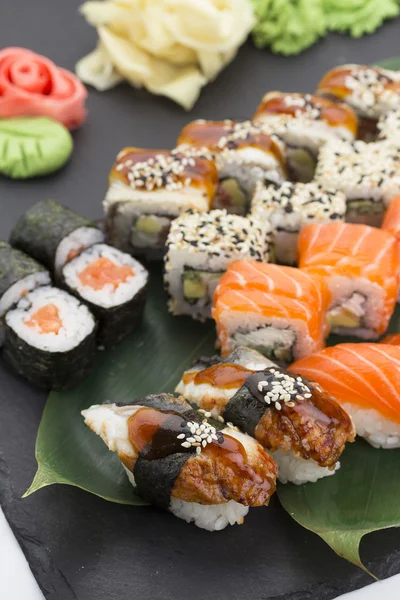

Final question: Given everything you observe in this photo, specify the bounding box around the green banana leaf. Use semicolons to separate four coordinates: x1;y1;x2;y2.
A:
25;266;215;504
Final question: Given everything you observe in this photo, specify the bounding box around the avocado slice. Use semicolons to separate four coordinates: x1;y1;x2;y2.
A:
347;199;383;215
328;308;361;329
287;148;316;183
135;215;164;234
215;178;247;214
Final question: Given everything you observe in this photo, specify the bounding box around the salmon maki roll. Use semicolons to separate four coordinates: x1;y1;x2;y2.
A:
382;194;400;240
298;222;399;339
177;120;286;215
253;92;357;182
212;260;331;363
292;343;400;449
380;334;400;345
176;347;355;484
82;393;277;530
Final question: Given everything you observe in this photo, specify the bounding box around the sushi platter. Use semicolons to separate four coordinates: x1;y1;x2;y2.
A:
1;2;400;600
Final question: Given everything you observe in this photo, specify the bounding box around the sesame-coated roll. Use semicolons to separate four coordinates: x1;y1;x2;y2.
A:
317;64;400;139
212;260;331;363
298;222;400;339
104;147;218;260
177;119;286;215
314;139;400;226
377;109;400;145
176;350;355;485
164;210;272;321
250;181;346;265
253;92;358;182
82;393;277;530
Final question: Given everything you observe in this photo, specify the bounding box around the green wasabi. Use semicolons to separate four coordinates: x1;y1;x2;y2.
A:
323;0;399;38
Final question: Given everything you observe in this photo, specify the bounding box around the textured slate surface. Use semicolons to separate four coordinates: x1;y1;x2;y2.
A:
1;2;400;598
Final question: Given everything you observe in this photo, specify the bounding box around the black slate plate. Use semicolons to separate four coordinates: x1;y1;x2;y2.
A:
1;2;400;599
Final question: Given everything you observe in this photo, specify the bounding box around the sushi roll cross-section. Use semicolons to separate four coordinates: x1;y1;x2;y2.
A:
10;199;104;277
292;343;400;449
104;146;218;260
253;92;357;182
62;243;148;347
82;393;278;530
317;64;400;139
0;241;50;319
3;286;96;390
212;260;331;363
250;181;346;265
177;119;286;215
164;210;272;321
176;347;355;484
314;139;400;226
298;222;400;339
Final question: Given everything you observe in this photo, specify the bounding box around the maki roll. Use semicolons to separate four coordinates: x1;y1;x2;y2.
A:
10;199;104;277
177;119;286;215
104;147;218;260
250;181;346;265
4;286;96;390
62;243;148;347
0;241;50;320
314;139;400;226
377;109;400;145
298;222;399;339
176;348;355;484
317;64;400;140
253;92;357;182
82;393;277;530
164;210;272;321
292;343;400;449
212;260;331;363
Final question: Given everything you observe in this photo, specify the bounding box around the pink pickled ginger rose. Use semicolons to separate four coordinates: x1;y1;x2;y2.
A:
0;47;87;129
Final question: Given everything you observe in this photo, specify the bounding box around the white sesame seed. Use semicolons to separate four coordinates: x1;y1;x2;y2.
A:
181;442;191;448
177;433;186;439
196;447;202;454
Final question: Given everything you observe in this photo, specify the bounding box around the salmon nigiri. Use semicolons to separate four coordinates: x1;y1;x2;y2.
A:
298;222;399;339
212;260;330;363
292;343;400;449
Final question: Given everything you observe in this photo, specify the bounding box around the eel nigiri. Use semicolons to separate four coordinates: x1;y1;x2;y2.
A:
82;393;277;530
176;347;355;484
298;222;399;339
292;343;400;449
212;260;331;363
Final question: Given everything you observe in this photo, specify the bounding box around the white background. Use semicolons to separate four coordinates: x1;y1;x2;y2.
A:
1;506;399;600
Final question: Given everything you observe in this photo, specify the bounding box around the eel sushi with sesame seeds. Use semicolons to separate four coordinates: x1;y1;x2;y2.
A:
10;199;104;278
212;260;331;363
316;64;400;140
164;209;272;322
0;242;51;345
104;147;218;260
61;243;148;347
82;393;277;531
298;222;400;339
177;119;286;215
253;92;358;183
314;139;400;226
176;347;355;485
250;181;346;265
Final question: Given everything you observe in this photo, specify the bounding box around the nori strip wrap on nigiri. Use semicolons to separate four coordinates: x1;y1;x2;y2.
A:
134;454;191;509
0;241;50;315
10;199;103;275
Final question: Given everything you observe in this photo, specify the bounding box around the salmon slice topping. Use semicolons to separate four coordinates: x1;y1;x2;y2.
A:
78;257;134;291
67;246;84;262
25;304;62;334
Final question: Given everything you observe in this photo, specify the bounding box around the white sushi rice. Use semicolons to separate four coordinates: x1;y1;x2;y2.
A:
170;498;249;531
270;449;340;485
6;286;95;352
63;244;148;309
55;226;104;274
0;271;50;317
341;403;400;449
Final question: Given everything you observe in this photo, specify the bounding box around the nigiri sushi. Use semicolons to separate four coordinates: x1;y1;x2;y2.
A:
177;119;286;215
298;222;399;339
316;64;400;139
253;92;357;182
82;393;277;530
176;347;355;484
212;260;331;362
292;343;400;449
